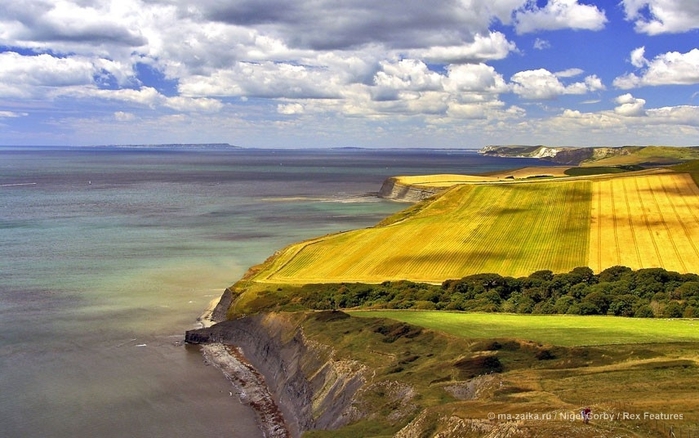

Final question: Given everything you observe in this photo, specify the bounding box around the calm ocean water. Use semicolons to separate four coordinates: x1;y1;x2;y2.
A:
0;147;550;437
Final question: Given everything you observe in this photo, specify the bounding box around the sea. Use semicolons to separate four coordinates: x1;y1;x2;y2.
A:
0;146;551;437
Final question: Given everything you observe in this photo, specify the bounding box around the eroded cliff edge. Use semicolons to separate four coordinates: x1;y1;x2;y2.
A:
186;312;369;438
378;177;442;202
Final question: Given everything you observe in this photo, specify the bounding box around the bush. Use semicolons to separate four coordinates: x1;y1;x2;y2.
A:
663;302;684;318
635;305;655;318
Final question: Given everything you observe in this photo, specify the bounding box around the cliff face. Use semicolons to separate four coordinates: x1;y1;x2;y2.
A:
378;177;442;202
185;313;367;437
478;145;632;165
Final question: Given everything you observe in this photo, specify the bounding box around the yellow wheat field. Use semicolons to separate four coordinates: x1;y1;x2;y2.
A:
255;180;592;284
589;173;699;273
249;171;699;286
395;174;497;187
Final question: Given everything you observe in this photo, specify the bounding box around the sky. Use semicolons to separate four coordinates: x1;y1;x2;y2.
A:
0;0;698;148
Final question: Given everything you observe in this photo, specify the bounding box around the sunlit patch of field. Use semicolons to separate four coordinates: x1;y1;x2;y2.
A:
589;173;699;273
394;174;497;187
486;166;572;179
254;180;592;284
351;311;699;346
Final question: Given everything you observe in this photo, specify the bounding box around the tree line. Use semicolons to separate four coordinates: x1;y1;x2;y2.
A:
281;266;699;318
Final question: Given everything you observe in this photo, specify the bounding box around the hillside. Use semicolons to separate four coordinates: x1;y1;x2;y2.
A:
479;145;699;166
191;161;699;438
241;167;699;289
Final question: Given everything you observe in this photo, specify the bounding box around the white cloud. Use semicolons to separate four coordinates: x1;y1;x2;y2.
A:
585;75;605;92
621;0;699;34
415;32;516;64
510;69;604;100
514;0;608;34
0;52;98;97
614;93;647;117
163;96;224;112
0;0;150;59
0;111;28;118
179;62;344;99
443;64;509;95
114;111;135;122
277;103;305;115
614;48;699;89
630;47;647;68
555;68;584;78
533;38;551;50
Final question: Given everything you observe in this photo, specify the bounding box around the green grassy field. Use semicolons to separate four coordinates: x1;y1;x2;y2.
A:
351;310;699;346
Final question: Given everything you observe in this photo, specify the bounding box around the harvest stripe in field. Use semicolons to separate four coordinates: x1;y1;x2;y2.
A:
588;173;699;273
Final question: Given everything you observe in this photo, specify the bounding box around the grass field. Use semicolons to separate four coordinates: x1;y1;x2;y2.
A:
254;180;592;283
589;173;699;273
352;310;699;346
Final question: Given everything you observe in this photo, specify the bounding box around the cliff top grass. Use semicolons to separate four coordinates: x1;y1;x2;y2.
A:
350;311;699;346
589;145;699;166
298;311;699;437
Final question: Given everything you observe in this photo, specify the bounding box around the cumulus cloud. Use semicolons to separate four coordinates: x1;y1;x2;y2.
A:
191;0;522;51
614;48;699;89
621;0;699;34
511;68;604;100
0;52;98;97
443;64;509;95
413;32;516;64
277;103;305;115
614;93;647;117
630;47;647;68
0;0;149;57
514;0;608;34
179;62;344;99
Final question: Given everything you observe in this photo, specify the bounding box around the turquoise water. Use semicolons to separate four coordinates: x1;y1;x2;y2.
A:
0;147;548;437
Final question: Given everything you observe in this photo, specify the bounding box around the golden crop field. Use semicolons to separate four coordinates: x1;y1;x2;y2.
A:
395;174;497;187
254;180;592;283
248;170;699;286
589;173;699;273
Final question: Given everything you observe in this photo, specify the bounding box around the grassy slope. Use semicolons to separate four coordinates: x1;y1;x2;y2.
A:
351;311;699;346
299;312;699;438
590;146;699;166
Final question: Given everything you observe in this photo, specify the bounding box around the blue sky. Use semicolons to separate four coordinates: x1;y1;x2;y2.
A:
0;0;698;148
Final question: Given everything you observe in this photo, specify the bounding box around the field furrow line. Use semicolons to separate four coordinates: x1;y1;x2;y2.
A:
648;176;687;272
609;178;622;266
621;178;642;269
634;178;663;268
590;180;603;272
668;176;699;265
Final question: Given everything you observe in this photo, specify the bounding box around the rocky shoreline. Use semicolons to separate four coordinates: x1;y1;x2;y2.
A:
186;312;367;438
200;343;291;438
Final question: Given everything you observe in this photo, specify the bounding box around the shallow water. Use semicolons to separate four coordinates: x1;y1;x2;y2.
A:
0;147;549;437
